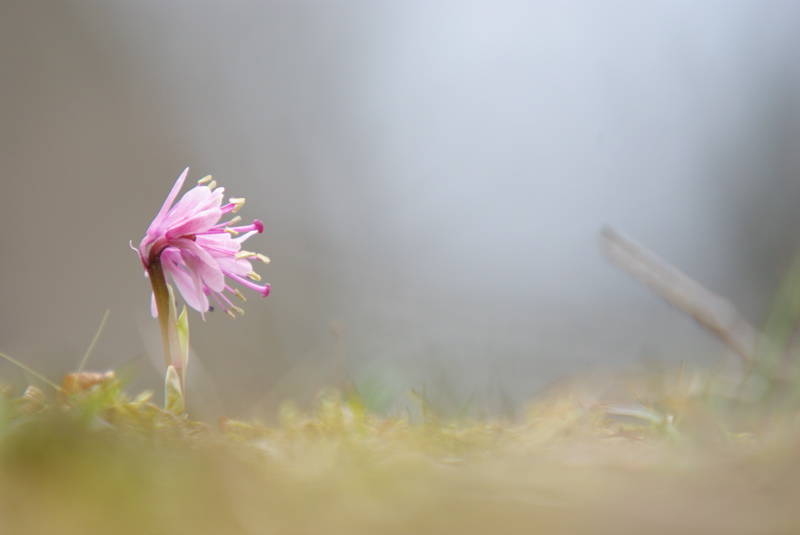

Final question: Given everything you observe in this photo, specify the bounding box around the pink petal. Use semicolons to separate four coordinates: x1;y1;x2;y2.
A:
196;233;241;255
175;239;225;292
164;253;210;313
164;186;224;227
217;255;252;277
234;230;260;244
151;168;189;232
165;207;222;240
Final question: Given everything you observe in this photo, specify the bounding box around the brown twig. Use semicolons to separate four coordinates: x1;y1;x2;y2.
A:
599;227;757;364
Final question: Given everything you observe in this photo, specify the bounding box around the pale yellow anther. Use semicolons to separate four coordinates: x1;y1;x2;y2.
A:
233;289;246;302
207;180;217;190
231;305;245;316
225;309;237;319
235;251;256;260
227;216;242;226
198;175;213;185
257;254;271;264
248;271;262;282
225;228;240;236
229;197;246;213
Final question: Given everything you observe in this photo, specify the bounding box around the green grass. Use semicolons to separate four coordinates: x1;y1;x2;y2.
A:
0;369;799;535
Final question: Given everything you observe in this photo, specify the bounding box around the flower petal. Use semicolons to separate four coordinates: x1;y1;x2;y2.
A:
175;239;225;292
151;168;189;232
163;251;210;313
165;186;223;227
165;207;222;240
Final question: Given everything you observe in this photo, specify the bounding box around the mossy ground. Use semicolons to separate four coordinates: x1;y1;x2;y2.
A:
1;369;799;535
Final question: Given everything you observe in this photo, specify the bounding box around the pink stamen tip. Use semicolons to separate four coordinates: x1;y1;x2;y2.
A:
254;219;264;233
262;283;271;297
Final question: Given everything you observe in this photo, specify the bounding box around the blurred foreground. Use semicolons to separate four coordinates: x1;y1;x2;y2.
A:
1;369;799;535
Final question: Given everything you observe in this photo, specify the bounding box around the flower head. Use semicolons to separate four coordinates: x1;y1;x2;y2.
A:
138;168;270;318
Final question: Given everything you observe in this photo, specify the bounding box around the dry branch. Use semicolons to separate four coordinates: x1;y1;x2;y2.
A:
599;227;757;364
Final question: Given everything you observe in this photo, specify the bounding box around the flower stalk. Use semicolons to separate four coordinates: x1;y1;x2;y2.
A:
147;254;178;368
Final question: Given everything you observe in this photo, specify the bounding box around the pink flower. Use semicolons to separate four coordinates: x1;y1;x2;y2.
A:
138;168;270;318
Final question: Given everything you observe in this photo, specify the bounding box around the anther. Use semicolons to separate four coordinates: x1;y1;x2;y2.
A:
226;216;242;226
233;289;246;302
225;309;237;319
225;228;240;236
207;180;217;190
248;271;262;282
229;197;246;213
198;175;213;185
235;251;256;260
257;254;271;264
231;305;245;316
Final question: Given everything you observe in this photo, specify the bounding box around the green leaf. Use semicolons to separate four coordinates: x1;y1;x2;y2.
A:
164;365;185;415
177;305;190;388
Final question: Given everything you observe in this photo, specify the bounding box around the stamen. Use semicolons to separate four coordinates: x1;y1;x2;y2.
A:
248;271;262;282
235;251;256;260
226;216;242;227
225;228;240;236
229;273;271;297
207;180;217;190
225;309;237;319
198;175;213;185
229;224;262;237
230;305;245;316
228;197;246;213
213;287;238;312
233;289;246;302
257;254;271;264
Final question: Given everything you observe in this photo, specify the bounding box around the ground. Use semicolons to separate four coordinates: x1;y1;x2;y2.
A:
0;370;798;535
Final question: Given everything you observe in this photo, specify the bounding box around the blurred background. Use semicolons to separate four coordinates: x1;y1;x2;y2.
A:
1;1;799;419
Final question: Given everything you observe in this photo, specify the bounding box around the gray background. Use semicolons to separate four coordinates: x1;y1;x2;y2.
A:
2;1;799;419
